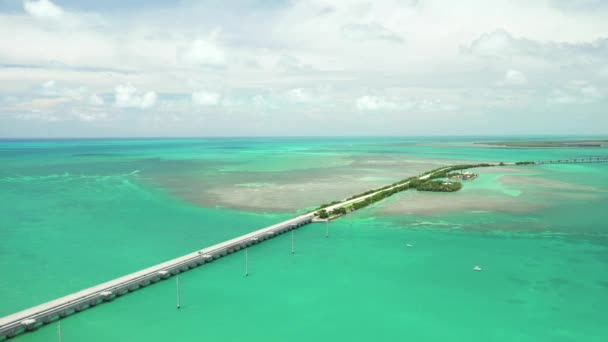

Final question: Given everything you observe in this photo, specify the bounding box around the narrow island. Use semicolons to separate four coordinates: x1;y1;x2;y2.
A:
314;163;493;220
313;154;607;221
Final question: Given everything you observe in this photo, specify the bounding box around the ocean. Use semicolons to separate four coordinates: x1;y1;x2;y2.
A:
1;137;607;341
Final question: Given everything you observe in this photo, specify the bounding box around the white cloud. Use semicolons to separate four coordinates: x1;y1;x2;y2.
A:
286;88;312;103
548;81;602;104
114;84;157;109
356;95;457;112
192;90;221;106
140;92;157;109
502;69;528;86
42;80;56;89
580;84;601;98
464;29;608;65
464;29;516;58
251;94;278;110
341;23;404;44
416;99;458;112
178;39;226;67
550;0;608;11
2;1;608;136
23;0;64;20
40;81;87;100
356;96;403;111
73;109;108;122
89;94;104;106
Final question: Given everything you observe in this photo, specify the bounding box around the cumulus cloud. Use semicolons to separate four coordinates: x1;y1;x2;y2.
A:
73;108;108;122
548;81;602;104
178;39;226;67
23;0;64;20
549;0;608;11
356;96;404;111
192;90;221;106
114;84;157;109
464;29;608;65
26;97;70;110
356;95;457;112
89;94;104;106
274;54;312;72
580;84;602;98
341;23;404;44
286;88;312;103
251;94;278;111
463;29;517;58
40;80;87;100
2;1;608;136
42;80;56;89
502;69;528;86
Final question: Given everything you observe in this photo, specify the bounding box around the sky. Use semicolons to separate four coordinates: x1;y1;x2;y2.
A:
0;0;607;137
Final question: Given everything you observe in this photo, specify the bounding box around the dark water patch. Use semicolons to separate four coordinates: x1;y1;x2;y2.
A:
506;298;527;305
375;142;419;147
73;153;128;157
219;146;249;150
548;277;573;289
508;277;531;286
524;260;540;268
568;256;585;263
597;281;608;288
532;283;551;292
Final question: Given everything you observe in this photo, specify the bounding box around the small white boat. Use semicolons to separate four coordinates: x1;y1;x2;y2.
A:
473;265;482;271
405;244;413;247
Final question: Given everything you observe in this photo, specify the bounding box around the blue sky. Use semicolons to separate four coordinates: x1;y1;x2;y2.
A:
0;0;607;137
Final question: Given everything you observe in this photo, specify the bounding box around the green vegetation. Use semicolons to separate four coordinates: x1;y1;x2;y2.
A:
317;200;342;210
446;172;461;178
314;162;495;220
318;209;329;219
424;163;494;179
416;180;462;192
332;207;347;215
345;190;377;201
515;161;535;165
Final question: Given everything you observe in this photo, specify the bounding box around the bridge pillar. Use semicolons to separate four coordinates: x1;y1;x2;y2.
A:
3;327;19;339
21;319;37;331
100;291;113;301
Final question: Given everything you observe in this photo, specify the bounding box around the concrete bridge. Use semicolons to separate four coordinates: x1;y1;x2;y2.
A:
0;214;314;340
4;157;601;339
535;156;608;164
0;178;396;341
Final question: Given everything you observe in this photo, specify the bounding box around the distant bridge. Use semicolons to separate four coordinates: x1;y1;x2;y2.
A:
535;156;608;165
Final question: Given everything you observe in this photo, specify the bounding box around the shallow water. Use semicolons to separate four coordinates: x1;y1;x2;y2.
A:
1;137;607;341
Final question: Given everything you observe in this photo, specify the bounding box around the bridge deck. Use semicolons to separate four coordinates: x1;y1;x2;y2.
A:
0;169;419;339
3;160;599;338
535;156;608;164
0;212;315;338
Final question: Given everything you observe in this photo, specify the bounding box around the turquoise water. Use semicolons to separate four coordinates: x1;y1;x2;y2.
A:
1;137;607;341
